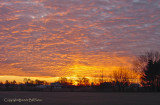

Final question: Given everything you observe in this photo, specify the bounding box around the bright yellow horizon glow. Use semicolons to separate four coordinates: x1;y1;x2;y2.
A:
0;55;139;84
0;75;59;83
0;67;140;84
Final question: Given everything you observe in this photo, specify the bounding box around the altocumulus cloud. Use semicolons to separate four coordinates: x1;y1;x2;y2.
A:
0;0;160;77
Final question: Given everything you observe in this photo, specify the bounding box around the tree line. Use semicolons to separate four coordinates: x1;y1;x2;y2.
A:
0;51;160;92
136;51;160;91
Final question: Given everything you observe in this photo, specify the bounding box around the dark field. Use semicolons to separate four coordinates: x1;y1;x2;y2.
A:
0;92;160;105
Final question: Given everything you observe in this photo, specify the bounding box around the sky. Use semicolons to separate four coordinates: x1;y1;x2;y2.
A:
0;0;160;81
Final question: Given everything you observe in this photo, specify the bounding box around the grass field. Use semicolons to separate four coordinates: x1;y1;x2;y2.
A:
0;92;160;105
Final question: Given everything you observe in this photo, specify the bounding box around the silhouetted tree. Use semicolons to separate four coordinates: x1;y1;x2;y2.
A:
134;51;160;73
112;67;130;84
77;77;90;86
23;78;35;87
5;80;10;89
137;51;160;91
141;60;160;90
11;80;16;85
44;81;49;85
112;67;130;91
35;79;47;85
0;81;3;86
58;77;68;85
67;79;73;85
23;78;29;84
10;80;17;88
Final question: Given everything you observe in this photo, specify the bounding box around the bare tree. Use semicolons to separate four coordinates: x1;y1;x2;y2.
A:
133;51;160;73
111;67;131;91
112;67;130;84
58;77;68;85
135;51;160;91
77;77;90;86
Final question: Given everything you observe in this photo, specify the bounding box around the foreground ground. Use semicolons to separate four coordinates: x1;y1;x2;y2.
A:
0;92;160;105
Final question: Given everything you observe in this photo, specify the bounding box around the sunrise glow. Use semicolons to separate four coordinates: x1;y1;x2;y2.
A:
0;0;160;84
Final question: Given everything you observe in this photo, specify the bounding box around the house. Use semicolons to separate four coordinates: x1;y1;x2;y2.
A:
50;82;63;88
36;85;50;89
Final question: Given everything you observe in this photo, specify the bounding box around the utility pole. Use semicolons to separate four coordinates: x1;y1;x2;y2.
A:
101;69;104;83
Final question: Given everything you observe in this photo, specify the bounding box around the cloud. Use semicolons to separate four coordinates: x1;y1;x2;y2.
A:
0;0;50;20
0;0;160;77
